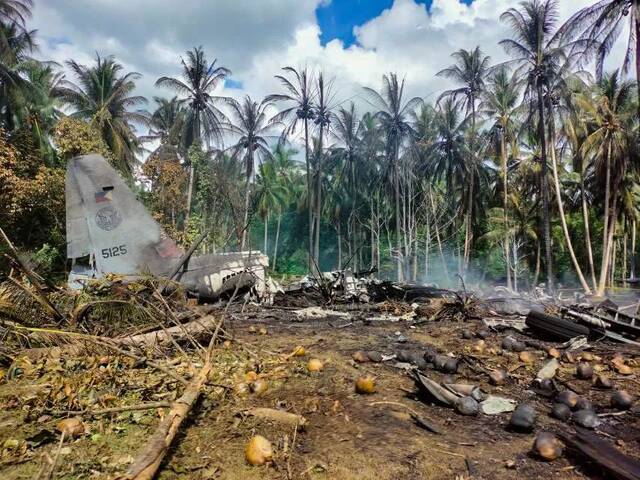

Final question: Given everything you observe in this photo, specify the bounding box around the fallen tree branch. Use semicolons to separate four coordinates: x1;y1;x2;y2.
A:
48;401;171;417
116;317;224;480
115;315;219;348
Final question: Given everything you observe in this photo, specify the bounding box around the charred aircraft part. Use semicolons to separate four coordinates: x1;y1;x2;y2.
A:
65;154;268;300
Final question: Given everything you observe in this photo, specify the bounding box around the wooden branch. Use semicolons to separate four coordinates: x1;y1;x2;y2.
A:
48;401;171;417
116;318;223;480
114;315;219;348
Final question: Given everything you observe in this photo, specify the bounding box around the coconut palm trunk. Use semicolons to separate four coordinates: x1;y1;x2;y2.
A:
597;142;613;295
631;219;637;280
314;125;324;269
549;121;592;294
463;97;477;271
393;136;403;281
636;12;640;122
241;150;253;250
500;132;512;289
273;211;281;271
263;211;268;255
581;165;597;289
303;118;313;272
536;79;554;293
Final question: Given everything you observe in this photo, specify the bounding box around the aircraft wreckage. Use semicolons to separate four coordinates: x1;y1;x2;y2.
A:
65;153;268;300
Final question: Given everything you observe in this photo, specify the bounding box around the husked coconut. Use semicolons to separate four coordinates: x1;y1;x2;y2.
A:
533;432;563;461
245;435;273;466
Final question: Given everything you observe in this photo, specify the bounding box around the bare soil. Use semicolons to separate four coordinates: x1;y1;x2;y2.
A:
1;296;639;479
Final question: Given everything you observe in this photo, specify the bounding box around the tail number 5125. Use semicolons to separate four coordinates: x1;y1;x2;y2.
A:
101;245;127;258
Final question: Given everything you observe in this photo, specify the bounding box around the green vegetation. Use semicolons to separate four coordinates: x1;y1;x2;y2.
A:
0;0;639;295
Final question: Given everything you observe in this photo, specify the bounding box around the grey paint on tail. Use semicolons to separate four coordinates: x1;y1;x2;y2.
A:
66;154;182;279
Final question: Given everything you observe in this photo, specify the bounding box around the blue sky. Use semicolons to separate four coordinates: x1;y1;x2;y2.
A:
316;0;474;46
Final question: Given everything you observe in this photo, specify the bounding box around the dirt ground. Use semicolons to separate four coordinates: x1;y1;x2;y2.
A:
1;295;639;479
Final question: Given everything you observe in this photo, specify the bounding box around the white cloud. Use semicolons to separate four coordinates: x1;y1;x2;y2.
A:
33;0;627;129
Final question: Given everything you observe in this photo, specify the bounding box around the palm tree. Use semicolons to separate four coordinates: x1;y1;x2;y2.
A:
155;47;230;149
364;73;422;281
562;90;598;288
560;0;640;118
58;54;148;177
499;0;572;293
256;156;288;261
311;72;333;268
437;47;491;269
269;145;297;270
481;67;522;289
0;21;35;130
579;70;636;295
0;0;32;53
144;96;186;148
222;95;277;249
21;60;64;164
266;66;315;270
156;47;230;225
332;102;361;268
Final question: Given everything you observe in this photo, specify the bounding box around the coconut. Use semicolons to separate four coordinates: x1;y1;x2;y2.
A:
251;379;269;396
616;364;633;375
576;362;594;380
234;382;251;397
455;397;479;416
367;351;383;363
57;418;85;438
245;435;273;466
307;359;324;372
461;329;474;340
433;355;449;371
556;390;579;409
519;351;535;363
550;403;571;422
575;397;593;411
595;375;613;389
510;404;537;431
355;375;376;394
396;350;413;363
411;354;429;370
352;351;369;363
423;348;438;364
501;337;516;351
581;352;594;362
476;330;491;339
573;409;600;429
292;345;306;357
473;340;486;354
443;358;459;374
533;432;563;461
611;390;634;410
489;369;507;386
547;348;561;359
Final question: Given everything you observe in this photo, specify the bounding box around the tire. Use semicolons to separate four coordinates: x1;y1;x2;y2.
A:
526;310;590;340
